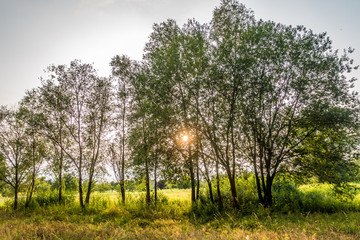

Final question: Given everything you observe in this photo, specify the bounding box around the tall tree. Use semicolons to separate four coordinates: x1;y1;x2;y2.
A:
110;55;133;204
235;21;359;206
41;60;111;207
84;76;112;204
37;80;69;203
144;19;201;204
205;0;257;208
19;91;48;208
0;108;31;209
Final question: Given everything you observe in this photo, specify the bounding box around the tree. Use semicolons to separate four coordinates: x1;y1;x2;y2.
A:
83;76;112;204
292;107;360;197
40;60;111;207
0;108;31;209
37;79;70;203
184;1;257;208
19;93;48;208
110;55;133;204
143;19;201;205
234;20;359;206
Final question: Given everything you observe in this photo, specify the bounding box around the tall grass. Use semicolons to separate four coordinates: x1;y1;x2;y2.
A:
0;187;360;239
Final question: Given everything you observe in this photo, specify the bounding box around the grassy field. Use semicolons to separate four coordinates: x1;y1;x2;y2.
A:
0;187;359;239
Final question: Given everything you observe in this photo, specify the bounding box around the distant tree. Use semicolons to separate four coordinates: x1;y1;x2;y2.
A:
63;173;78;192
35;177;51;194
157;179;166;190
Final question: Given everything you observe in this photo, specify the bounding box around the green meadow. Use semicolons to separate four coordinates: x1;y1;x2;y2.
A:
0;184;360;240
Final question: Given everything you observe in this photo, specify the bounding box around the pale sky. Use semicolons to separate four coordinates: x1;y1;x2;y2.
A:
1;0;359;106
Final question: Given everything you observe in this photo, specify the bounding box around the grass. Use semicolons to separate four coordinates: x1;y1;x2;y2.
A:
0;186;359;239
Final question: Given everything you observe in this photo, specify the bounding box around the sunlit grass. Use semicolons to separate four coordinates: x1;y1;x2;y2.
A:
0;187;360;239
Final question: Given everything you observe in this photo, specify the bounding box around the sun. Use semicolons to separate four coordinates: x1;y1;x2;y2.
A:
182;135;189;142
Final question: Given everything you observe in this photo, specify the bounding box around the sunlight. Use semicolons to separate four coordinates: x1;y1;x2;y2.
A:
182;134;189;142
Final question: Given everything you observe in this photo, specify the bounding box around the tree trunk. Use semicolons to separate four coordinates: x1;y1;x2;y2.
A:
25;176;35;208
120;171;125;204
78;169;84;207
226;167;239;208
252;135;264;203
196;151;200;201
216;160;223;209
59;131;63;204
85;177;93;204
120;96;126;204
25;138;36;208
14;184;18;210
207;180;214;203
120;153;125;204
145;158;150;205
154;157;158;204
264;175;273;207
188;144;196;204
58;164;63;204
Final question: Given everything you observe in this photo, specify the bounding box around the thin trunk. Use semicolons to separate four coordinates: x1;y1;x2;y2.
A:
77;93;84;208
252;132;264;203
226;167;239;208
120;142;125;204
207;180;214;203
154;156;158;204
231;123;236;190
142;117;150;205
58;124;63;203
195;119;200;200
201;142;213;203
196;150;200;201
120;84;126;204
254;171;264;203
189;143;196;204
145;157;150;205
14;165;19;210
85;175;93;204
120;158;125;204
216;160;222;209
25;138;36;208
14;183;18;210
25;175;35;208
78;168;84;207
58;166;63;204
86;111;105;205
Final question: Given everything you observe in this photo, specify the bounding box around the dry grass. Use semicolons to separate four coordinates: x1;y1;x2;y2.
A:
0;215;358;240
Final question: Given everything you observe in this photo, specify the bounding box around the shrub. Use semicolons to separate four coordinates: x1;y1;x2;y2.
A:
272;181;303;212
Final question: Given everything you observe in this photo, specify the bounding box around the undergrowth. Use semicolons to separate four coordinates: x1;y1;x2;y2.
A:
0;182;360;239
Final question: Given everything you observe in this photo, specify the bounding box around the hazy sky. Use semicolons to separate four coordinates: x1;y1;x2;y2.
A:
1;0;359;106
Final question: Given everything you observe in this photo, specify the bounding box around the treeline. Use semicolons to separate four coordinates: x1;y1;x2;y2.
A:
0;0;359;210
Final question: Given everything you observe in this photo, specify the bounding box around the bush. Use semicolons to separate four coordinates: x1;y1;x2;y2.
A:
272;181;303;212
